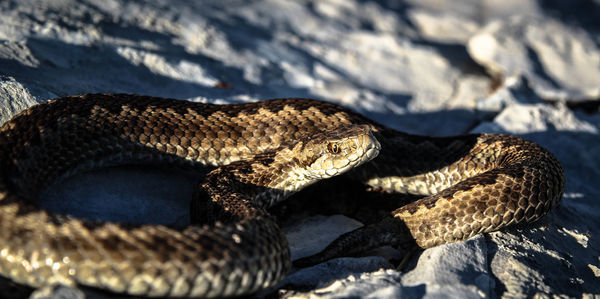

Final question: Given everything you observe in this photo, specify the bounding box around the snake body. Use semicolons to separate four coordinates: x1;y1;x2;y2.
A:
0;94;564;297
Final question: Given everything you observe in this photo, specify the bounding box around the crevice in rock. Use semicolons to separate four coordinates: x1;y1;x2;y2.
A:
546;98;600;114
483;234;506;299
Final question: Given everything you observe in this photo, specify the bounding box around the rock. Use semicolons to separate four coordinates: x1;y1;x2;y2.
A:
280;257;395;293
30;285;85;299
0;77;39;124
0;0;599;298
401;236;493;296
468;17;600;101
284;215;364;261
408;9;480;43
282;269;405;298
282;237;492;298
406;0;543;44
474;77;598;135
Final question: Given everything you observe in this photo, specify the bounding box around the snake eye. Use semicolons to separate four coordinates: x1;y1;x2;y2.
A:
328;142;340;154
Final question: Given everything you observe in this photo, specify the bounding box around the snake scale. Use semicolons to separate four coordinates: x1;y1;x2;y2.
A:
0;94;564;297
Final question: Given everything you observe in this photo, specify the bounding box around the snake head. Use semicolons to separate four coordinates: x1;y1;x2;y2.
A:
301;124;380;180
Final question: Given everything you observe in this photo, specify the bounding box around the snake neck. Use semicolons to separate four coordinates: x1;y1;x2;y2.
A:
194;148;311;224
213;145;321;209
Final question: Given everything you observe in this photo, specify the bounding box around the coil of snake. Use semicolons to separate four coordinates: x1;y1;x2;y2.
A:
0;94;564;297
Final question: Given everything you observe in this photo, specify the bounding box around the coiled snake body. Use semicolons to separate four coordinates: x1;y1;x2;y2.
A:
0;94;564;297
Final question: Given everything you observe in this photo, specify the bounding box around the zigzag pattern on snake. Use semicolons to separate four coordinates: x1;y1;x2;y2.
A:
0;94;564;297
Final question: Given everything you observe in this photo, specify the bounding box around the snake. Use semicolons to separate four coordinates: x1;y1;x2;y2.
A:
0;94;564;297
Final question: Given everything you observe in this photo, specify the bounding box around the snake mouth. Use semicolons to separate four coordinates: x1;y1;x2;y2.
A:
364;132;381;163
351;127;380;166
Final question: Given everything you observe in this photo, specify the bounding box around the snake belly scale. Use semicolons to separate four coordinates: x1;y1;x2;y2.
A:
0;94;564;297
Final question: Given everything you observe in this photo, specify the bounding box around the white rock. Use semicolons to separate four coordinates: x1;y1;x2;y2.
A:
401;236;493;296
406;0;543;44
115;47;219;87
0;1;599;298
285;269;405;298
280;257;394;293
30;285;85;299
284;215;363;261
0;77;40;124
408;9;479;43
468;17;600;101
474;78;599;135
285;236;493;298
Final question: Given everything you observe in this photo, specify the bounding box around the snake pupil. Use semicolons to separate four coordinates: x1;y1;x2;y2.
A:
328;143;340;154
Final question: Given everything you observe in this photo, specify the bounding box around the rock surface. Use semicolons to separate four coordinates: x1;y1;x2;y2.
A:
0;0;599;298
468;17;600;101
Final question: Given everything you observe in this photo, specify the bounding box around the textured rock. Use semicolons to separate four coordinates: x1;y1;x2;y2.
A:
0;77;40;124
284;215;364;261
30;285;85;299
468;17;600;101
0;0;598;298
281;238;492;298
